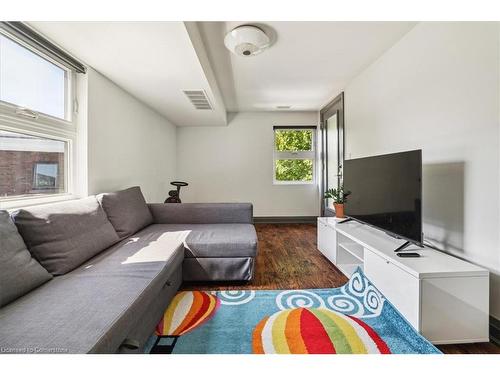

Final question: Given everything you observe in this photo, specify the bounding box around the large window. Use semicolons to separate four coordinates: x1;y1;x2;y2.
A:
273;126;316;184
0;25;77;206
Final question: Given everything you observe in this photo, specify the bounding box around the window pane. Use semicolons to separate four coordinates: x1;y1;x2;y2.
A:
275;129;313;151
33;163;59;189
0;130;66;197
0;34;66;119
275;159;313;182
326;113;339;208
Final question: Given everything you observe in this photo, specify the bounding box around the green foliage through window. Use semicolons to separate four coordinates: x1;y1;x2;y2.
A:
275;159;313;181
275;130;313;151
274;129;315;182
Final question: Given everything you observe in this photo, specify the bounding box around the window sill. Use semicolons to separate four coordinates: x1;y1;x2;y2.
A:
0;193;79;211
273;181;317;186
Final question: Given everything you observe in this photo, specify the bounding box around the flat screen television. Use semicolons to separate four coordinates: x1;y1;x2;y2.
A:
343;150;422;246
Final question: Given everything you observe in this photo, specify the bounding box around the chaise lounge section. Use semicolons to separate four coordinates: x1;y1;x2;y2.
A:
0;187;257;354
148;202;257;282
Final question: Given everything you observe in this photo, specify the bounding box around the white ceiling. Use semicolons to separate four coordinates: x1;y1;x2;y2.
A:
198;21;416;111
29;21;415;126
29;22;227;127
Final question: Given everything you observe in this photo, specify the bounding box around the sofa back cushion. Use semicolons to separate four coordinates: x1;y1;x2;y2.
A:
97;186;153;239
0;211;52;307
12;197;120;275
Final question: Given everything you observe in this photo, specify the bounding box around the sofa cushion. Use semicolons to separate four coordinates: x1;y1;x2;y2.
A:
146;223;258;258
0;211;52;307
148;203;253;224
98;186;153;239
12;197;120;275
0;225;184;353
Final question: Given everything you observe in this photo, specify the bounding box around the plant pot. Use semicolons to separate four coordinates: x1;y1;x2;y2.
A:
334;203;345;218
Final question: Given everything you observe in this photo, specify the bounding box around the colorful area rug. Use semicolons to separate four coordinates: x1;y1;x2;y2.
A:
144;268;440;354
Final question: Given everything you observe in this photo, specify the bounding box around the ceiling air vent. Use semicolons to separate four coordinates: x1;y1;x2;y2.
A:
183;90;213;110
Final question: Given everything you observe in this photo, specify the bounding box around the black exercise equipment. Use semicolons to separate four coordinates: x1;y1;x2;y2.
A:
165;181;188;203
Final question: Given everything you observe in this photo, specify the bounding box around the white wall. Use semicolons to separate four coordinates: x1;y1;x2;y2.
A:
176;111;319;217
344;22;500;318
85;69;177;203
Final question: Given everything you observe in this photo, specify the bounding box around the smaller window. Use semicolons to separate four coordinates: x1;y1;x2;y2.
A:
33;163;59;190
273;127;316;184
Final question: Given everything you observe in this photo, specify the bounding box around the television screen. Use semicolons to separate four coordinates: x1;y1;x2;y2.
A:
343;150;422;245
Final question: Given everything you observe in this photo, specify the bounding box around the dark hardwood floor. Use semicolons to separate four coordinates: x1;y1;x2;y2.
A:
183;223;500;354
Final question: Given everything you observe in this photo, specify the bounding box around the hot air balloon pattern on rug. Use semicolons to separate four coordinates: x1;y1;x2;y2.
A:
151;291;220;353
252;307;391;354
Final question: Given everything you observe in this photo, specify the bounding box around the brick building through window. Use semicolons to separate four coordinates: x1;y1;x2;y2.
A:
0;130;65;198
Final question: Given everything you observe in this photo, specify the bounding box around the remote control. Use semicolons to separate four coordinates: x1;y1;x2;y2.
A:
397;252;421;258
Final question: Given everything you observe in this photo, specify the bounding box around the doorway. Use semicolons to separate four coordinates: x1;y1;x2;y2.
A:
320;92;345;216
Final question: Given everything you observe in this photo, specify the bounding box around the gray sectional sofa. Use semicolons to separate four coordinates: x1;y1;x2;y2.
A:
0;187;257;353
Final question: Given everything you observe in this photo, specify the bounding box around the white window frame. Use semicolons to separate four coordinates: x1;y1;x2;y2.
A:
273;127;317;185
0;29;78;209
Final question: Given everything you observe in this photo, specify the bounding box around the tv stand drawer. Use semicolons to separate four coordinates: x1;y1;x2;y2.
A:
363;249;420;330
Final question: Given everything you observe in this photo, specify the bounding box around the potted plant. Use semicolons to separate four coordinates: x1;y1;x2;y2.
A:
324;186;351;218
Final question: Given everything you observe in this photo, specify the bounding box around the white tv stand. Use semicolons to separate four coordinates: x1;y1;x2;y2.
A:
317;217;490;344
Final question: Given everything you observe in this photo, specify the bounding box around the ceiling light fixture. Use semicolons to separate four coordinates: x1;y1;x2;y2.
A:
224;25;270;57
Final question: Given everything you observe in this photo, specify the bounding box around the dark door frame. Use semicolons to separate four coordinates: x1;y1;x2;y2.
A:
320;92;345;217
